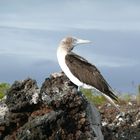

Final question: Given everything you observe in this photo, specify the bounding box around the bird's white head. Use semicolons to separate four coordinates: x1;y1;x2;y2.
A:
59;36;91;52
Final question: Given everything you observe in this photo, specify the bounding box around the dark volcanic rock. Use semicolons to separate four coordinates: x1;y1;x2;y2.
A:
16;110;63;140
100;104;140;140
40;73;96;140
0;72;139;140
0;78;41;140
6;78;40;112
0;73;100;140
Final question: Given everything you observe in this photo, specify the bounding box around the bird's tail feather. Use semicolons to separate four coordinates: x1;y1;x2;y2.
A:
90;87;120;112
101;91;120;112
107;90;118;102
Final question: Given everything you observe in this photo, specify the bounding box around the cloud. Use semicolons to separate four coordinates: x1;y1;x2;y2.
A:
100;65;140;94
0;0;140;31
0;0;140;93
0;53;59;85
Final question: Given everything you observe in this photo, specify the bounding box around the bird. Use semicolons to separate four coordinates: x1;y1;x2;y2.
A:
57;36;120;111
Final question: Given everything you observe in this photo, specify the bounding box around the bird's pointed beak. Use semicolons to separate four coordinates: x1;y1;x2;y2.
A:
76;38;92;45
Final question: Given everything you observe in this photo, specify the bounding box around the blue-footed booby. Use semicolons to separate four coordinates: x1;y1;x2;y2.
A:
57;36;120;111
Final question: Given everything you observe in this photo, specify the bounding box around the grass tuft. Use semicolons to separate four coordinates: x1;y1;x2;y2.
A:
0;83;10;99
81;88;106;106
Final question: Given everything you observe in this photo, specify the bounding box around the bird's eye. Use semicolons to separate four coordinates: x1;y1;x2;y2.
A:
73;38;77;44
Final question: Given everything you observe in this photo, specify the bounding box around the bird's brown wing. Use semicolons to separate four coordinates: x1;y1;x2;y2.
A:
65;53;118;101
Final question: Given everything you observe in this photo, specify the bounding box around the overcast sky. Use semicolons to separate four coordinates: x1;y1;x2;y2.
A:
0;0;140;94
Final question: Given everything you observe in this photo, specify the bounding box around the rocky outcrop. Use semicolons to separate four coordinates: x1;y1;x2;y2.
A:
100;103;140;140
0;72;139;140
0;72;103;140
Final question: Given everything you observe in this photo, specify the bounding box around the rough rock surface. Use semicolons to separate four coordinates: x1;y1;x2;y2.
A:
0;72;139;140
6;79;40;112
100;103;140;140
0;73;101;140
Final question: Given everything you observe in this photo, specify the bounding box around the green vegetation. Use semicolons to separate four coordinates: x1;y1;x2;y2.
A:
0;83;10;99
121;94;132;102
137;85;140;105
81;88;140;106
81;88;106;105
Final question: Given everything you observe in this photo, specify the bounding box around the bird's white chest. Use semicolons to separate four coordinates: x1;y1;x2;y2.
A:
57;49;83;87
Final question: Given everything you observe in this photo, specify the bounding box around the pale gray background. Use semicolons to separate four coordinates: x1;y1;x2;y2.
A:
0;0;140;94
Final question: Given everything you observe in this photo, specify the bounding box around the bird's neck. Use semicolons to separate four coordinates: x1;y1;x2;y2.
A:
57;45;68;64
57;43;72;59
